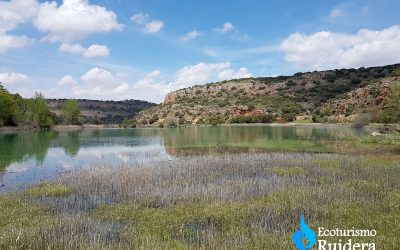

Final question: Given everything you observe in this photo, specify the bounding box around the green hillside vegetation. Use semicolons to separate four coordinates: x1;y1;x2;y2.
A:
48;98;156;124
132;64;400;127
0;85;53;128
0;83;156;128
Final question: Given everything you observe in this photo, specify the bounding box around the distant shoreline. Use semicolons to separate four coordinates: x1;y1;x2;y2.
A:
0;124;120;132
1;123;398;133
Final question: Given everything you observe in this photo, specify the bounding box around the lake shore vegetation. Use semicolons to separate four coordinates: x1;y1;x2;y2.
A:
1;152;399;249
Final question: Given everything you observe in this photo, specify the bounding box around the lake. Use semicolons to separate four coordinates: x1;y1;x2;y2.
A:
0;125;388;192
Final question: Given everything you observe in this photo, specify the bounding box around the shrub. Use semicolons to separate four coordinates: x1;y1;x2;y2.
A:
351;78;362;85
206;116;225;126
165;117;177;128
324;73;337;83
230;114;275;124
382;84;400;123
352;113;371;128
148;114;159;124
61;100;81;125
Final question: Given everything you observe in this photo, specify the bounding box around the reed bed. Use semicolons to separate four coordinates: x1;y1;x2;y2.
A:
1;153;399;249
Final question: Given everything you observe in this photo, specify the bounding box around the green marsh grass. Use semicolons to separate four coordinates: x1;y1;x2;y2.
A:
0;153;399;249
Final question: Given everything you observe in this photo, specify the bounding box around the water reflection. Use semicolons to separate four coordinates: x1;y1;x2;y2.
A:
0;126;386;192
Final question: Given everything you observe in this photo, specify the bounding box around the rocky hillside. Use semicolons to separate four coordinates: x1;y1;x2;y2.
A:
135;64;400;126
48;99;155;124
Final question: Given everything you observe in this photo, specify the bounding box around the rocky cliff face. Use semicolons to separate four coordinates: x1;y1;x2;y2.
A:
135;64;400;126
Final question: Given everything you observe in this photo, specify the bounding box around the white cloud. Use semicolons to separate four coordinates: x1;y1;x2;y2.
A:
59;43;110;58
170;62;252;91
34;0;123;42
114;82;130;94
281;25;400;70
0;72;29;85
67;67;131;99
147;70;162;78
179;30;201;42
58;75;77;86
130;13;148;25
81;67;118;85
131;12;163;34
214;22;235;33
133;78;168;103
83;44;110;58
0;0;38;53
144;21;164;34
0;0;39;32
329;8;344;18
0;33;30;54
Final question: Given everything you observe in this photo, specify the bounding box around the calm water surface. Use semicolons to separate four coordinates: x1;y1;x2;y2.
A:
0;125;380;192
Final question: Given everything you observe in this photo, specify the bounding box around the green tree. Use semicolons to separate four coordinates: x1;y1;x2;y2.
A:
0;82;8;93
382;83;400;123
31;93;54;128
0;92;15;126
61;99;81;125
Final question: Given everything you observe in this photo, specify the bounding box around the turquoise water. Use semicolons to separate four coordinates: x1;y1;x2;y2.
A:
0;126;371;192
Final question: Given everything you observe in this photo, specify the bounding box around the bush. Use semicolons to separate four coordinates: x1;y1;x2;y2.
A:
148;114;159;125
282;113;296;122
324;73;337;83
382;84;400;123
352;113;371;128
351;78;362;85
61;100;81;125
230;114;275;124
285;80;297;87
121;118;137;128
206;116;225;126
165;117;177;128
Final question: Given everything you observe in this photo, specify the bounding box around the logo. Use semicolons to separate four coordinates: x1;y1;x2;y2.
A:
291;214;377;250
292;214;317;250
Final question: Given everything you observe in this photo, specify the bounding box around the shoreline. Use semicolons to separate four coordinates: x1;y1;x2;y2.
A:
1;122;399;133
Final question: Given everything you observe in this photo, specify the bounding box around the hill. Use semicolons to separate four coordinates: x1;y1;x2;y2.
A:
48;99;155;124
134;64;400;126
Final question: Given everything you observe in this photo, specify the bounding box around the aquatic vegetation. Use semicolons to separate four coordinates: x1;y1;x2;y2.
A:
23;183;72;197
0;153;399;249
272;166;306;177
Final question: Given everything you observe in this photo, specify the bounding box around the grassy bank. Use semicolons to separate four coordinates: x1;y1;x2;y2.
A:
1;153;399;249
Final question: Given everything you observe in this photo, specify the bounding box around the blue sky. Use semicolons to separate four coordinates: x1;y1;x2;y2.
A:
0;0;399;103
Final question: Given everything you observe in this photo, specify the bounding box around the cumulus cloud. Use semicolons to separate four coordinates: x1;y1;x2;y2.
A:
59;43;110;58
81;67;118;85
114;82;130;94
39;63;251;103
170;62;252;91
147;70;162;78
131;12;163;34
0;33;31;54
34;0;123;42
58;75;77;86
281;25;400;70
179;30;201;42
0;0;39;32
132;78;168;102
0;0;39;53
0;72;29;85
63;67;130;99
214;22;235;33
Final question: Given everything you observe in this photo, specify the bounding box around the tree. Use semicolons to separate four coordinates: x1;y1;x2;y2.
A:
382;83;400;123
0;92;15;126
0;82;8;93
61;99;81;125
31;93;54;128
